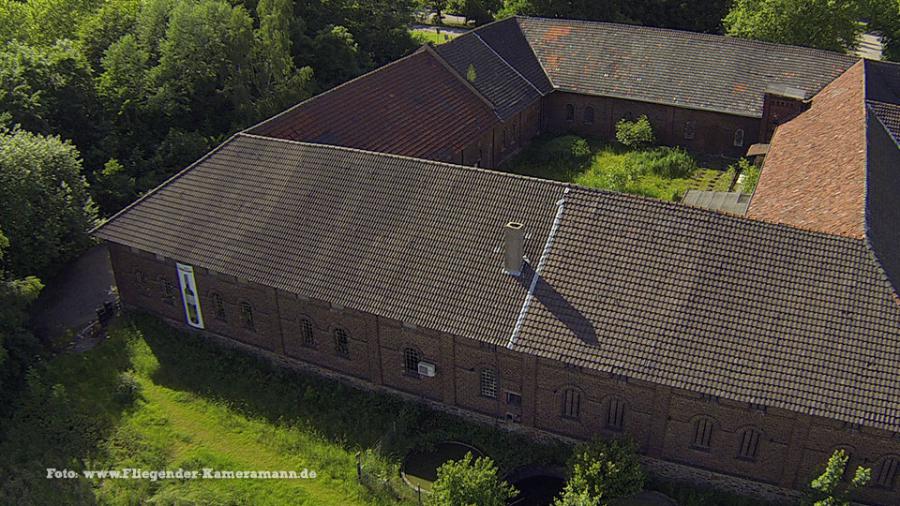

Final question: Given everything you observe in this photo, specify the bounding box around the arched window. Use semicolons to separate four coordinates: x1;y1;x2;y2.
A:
737;428;761;461
212;293;226;321
565;104;575;121
606;397;625;431
300;318;315;347
239;301;254;331
561;388;581;419
692;417;715;450
403;347;421;374
480;368;497;398
135;269;146;285
733;128;745;147
583;106;595;125
876;456;900;489
334;328;350;358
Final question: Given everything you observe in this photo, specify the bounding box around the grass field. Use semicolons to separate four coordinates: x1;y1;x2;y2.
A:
410;29;459;45
0;314;569;505
0;313;772;505
507;136;737;202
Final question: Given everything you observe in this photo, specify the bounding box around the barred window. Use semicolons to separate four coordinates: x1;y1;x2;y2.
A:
692;417;715;450
480;369;497;398
212;293;226;321
876;456;899;489
737;428;761;461
683;121;696;140
565;104;575;121
584;106;595;125
403;347;421;374
606;397;625;431
300;318;315;347
733;128;745;147
240;301;254;331
561;388;581;419
334;328;350;358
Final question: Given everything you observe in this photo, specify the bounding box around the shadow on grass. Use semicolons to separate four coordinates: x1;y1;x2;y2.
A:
0;329;136;505
134;312;570;472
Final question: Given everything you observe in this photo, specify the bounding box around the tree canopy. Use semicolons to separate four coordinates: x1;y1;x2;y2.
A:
724;0;863;52
0;129;96;280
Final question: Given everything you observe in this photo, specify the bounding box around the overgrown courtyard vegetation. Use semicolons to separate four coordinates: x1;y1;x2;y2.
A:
506;130;757;203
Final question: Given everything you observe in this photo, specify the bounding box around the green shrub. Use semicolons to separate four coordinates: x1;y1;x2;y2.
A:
733;158;760;193
641;147;697;178
554;438;645;506
615;115;655;148
428;452;518;506
537;135;592;164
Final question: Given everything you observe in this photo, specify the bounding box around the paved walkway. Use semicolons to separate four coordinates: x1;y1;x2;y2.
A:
31;244;116;345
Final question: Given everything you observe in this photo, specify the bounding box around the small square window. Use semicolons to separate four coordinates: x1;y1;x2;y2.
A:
480;369;497;398
506;392;522;407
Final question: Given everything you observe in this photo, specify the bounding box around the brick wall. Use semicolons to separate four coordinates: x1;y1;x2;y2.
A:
459;98;543;169
542;92;760;158
109;243;900;505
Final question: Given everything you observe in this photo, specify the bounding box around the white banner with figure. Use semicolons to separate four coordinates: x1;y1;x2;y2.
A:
177;263;204;329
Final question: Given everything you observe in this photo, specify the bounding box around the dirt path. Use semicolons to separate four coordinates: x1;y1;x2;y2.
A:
31;244;116;344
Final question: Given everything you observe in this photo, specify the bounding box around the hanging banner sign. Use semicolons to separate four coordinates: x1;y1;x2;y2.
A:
177;263;204;329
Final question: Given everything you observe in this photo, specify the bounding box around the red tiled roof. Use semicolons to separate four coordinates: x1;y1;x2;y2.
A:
747;61;868;238
247;49;499;162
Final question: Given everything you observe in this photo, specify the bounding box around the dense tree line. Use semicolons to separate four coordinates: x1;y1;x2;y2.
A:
0;0;418;419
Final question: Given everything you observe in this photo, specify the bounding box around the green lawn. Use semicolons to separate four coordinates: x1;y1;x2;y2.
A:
410;29;459;45
507;137;737;202
0;314;568;505
0;313;770;505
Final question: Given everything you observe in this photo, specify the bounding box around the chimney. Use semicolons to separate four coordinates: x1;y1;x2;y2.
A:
503;222;525;275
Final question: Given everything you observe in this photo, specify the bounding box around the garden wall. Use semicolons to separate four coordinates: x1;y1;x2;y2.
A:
108;242;900;505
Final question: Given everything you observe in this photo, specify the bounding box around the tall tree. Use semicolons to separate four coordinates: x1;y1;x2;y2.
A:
252;0;314;118
0;129;97;280
724;0;862;52
0;41;101;164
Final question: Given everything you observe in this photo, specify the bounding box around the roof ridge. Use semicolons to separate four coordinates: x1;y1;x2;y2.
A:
421;42;501;120
510;16;557;90
507;188;569;349
516;16;860;60
471;31;545;96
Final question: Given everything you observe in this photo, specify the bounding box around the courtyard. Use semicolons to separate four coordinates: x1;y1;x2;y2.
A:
504;135;757;202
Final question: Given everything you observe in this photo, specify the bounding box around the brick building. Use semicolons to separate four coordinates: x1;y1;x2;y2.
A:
95;17;900;505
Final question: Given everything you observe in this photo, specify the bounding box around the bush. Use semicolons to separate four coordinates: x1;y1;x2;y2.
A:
615;115;655;149
554;438;645;506
428;452;518;506
732;158;760;193
537;135;592;164
641;147;696;179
